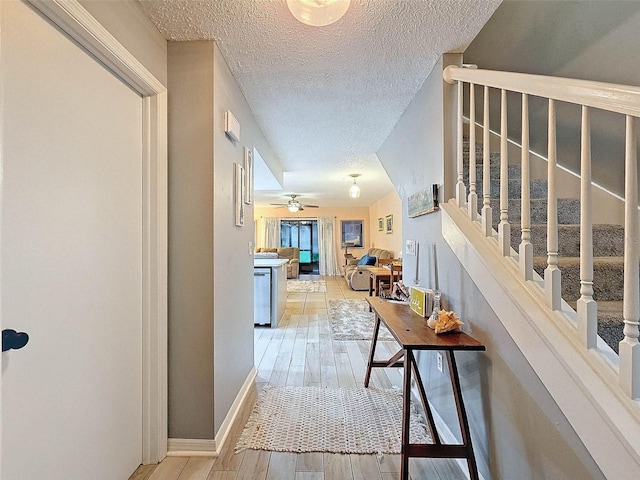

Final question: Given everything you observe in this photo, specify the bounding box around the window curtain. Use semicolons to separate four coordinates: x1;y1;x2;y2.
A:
318;216;339;276
263;217;280;249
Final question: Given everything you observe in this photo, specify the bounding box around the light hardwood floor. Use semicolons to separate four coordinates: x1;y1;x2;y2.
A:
131;275;465;480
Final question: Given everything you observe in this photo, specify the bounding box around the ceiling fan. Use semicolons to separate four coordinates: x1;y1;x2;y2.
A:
270;194;319;212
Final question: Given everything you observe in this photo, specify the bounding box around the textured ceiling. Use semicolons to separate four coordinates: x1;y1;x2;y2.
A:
138;0;500;207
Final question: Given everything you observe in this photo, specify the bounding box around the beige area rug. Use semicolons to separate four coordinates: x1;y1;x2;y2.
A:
236;386;431;455
287;279;327;293
328;299;394;341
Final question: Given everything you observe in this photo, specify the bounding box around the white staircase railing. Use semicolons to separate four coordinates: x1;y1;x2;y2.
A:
443;65;640;399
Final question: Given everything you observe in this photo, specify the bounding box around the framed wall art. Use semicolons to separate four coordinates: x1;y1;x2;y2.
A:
341;220;363;247
234;163;245;227
243;146;253;205
378;217;384;231
385;215;393;234
408;184;439;218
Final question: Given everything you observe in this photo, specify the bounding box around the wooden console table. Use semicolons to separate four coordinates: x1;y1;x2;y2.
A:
364;297;485;480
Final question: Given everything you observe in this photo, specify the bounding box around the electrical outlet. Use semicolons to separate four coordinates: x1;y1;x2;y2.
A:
437;352;443;373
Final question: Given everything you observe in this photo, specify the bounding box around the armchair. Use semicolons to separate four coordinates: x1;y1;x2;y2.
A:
277;247;300;278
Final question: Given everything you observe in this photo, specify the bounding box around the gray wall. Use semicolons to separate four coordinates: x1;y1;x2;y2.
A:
463;0;640;197
167;41;281;438
167;41;216;439
377;57;604;479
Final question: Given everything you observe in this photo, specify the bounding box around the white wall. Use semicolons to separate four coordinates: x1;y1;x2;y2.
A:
79;0;167;86
377;56;604;479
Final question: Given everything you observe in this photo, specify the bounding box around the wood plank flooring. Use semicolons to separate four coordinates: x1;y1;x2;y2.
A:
131;275;465;480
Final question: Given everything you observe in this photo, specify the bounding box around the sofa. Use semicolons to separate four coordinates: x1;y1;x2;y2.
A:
343;247;393;291
255;247;300;278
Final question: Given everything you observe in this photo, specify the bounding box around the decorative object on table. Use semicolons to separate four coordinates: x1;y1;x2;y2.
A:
427;289;442;325
341;219;364;247
328;299;394;341
385;214;393;234
243;146;253;205
412;241;420;285
234;162;245;227
286;279;327;293
427;309;464;334
408;184;439;218
409;286;432;317
381;280;410;303
236;385;430;455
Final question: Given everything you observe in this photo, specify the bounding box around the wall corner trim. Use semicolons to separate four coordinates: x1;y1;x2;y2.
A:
166;368;257;457
215;367;258;453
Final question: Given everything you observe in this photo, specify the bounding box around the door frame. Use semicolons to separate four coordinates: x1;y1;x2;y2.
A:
0;0;169;465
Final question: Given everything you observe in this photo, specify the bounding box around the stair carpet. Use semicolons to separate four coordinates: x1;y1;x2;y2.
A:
462;141;626;352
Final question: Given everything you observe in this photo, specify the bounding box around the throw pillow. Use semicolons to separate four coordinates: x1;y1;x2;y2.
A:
365;255;377;266
356;254;370;266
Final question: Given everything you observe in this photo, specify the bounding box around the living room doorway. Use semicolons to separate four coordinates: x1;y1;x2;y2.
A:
280;219;319;274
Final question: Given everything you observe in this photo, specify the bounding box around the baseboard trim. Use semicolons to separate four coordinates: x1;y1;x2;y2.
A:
167;368;257;457
214;367;257;455
166;438;217;457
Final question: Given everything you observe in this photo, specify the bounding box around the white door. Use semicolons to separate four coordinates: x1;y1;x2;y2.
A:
1;2;143;479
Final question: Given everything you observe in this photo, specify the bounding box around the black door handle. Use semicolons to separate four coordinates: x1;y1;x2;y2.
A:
2;329;29;352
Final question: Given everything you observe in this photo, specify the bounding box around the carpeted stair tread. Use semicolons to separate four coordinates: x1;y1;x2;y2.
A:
533;256;625;302
473;178;548;200
490;198;580;225
510;224;625;258
463;139;627;353
463;163;522;181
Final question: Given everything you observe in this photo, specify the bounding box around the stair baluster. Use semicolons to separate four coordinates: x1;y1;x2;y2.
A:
620;115;640;398
577;106;597;348
545;99;562;310
519;94;533;280
498;89;510;256
481;86;492;236
456;81;466;207
468;83;478;221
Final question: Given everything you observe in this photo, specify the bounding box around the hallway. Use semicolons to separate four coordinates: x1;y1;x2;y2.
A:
133;276;464;480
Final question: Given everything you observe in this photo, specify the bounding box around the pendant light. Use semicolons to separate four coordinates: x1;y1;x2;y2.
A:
286;0;350;27
349;174;361;198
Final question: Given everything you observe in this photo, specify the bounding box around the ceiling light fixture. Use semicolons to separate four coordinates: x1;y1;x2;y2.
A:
349;174;361;199
288;203;300;213
286;0;350;27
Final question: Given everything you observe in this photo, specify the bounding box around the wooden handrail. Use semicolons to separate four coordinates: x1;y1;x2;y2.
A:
443;65;640;117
